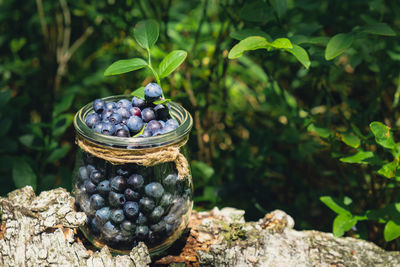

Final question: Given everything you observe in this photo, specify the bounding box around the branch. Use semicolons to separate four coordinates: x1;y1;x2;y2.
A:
35;0;48;42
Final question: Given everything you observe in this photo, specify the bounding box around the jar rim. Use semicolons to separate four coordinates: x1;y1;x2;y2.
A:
73;95;193;149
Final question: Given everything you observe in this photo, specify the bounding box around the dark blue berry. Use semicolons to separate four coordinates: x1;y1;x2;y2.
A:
123;201;139;219
103;221;118;237
93;99;106;113
132;96;146;109
101;109;114;120
124;188;140;201
144;83;163;102
163;125;177;134
117;99;132;109
141;108;156;123
127;116;144;133
127;174;144;190
163;174;178;187
140;130;152;137
105;102;117;110
121;220;136;232
116;128;130;137
160;193;173;208
84;180;97;194
108;192;126;207
110;176;127;192
139;197;155;213
90;218;100;235
95;207;110;224
152;129;164;136
101;122;116;135
109;112;122;125
97;180;111;196
93;122;104;133
90;194;105;210
146;120;162;134
145;182;164;199
86;164;96;175
129;107;141;117
117;107;131;119
154;104;169;121
166;119;179;128
150;220;166;233
150;206;164;222
110;209;125;224
136;212;148;225
136;225;149;239
116;168;130;177
85;113;100;128
78;166;89;181
90;170;103;184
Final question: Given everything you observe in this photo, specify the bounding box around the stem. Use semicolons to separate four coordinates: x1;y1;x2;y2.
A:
146;48;163;98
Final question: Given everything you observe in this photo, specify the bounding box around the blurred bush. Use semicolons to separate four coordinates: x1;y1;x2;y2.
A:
1;0;400;249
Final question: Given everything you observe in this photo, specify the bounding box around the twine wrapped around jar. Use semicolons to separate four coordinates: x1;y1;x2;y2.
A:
75;135;190;180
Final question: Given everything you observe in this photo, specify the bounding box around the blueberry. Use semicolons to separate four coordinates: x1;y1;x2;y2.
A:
136;225;149;239
90;218;100;235
129;107;141;117
109;192;126;207
152;129;164;136
123;201;139;219
164;214;177;225
159;120;166;128
90;170;103;184
117;107;131;119
121;220;136;232
139;197;155;213
90;194;105;210
101;109;114;120
78;166;89;181
86;164;96;175
163;125;177;134
124;188;140;201
146;120;162;134
136;212;148;225
109;112;122;125
97;180;111;196
160;193;173;208
150;206;164;222
116;168;130;177
117;99;132;109
150;220;166;233
132;96;146;109
139;130;152;138
141;108;156;122
144;83;163;102
95;207;110;224
145;182;164;199
84;180;97;194
101;122;116;135
154;105;169;121
85;113;100;128
110;176;127;192
110;209;125;224
166;118;179;128
93;99;106;113
127;174;144;190
163;174;178;187
93;122;104;133
105;102;117;110
115;128;130;137
103;221;118;238
169;197;186;216
127;116;144;133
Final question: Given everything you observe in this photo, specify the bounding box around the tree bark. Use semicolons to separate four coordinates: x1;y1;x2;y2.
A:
0;187;399;266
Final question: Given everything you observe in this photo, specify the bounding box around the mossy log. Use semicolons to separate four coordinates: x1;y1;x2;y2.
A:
0;187;399;266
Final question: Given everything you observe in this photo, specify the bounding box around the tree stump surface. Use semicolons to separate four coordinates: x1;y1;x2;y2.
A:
0;187;399;266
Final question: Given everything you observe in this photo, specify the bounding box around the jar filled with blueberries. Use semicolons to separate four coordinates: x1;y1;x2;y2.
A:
72;86;193;256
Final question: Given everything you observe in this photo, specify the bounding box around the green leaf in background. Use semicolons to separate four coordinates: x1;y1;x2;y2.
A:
158;50;188;78
131;86;145;99
325;33;354;60
361;23;396;36
384;220;400;241
19;134;45;150
377;159;398;179
269;0;287;18
104;58;147;76
52;114;74;137
230;28;272;42
333;213;357;237
133;19;159;49
320;196;351;215
240;0;273;23
0;117;12;137
153;98;171;105
45;144;70;163
191;160;215;184
53;94;75;116
270;38;293;49
0;89;11;110
370;122;396;149
307;123;330;138
285;44;311;69
228;36;271;59
340;150;374;164
12;158;37;191
341;133;360;148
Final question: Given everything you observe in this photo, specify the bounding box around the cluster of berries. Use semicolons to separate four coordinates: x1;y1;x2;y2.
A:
75;158;191;249
85;83;179;138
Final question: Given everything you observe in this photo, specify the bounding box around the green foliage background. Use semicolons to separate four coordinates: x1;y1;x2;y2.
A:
1;0;400;250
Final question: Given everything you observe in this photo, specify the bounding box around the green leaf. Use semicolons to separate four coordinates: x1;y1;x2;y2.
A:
52;114;74;137
370;122;396;149
333;213;357;237
240;0;273;23
384;220;400;241
133;20;159;49
320;196;351;215
229;36;270;59
285;44;311;69
270;38;293;49
307;123;330;138
361;23;396;36
104;58;147;76
377;159;398;179
158;50;188;78
325;33;354;60
53;94;75;116
230;29;272;42
133;124;147;138
0;89;11;110
153;98;171;105
131;86;145;99
269;0;287;18
0;117;12;136
340;150;374;164
12;159;37;191
19;134;45;150
341;134;360;148
45;145;70;163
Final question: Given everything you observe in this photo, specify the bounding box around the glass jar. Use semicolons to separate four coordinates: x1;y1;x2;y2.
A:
72;95;193;256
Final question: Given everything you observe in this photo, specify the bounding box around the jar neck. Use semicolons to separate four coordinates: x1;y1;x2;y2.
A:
73;95;193;149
